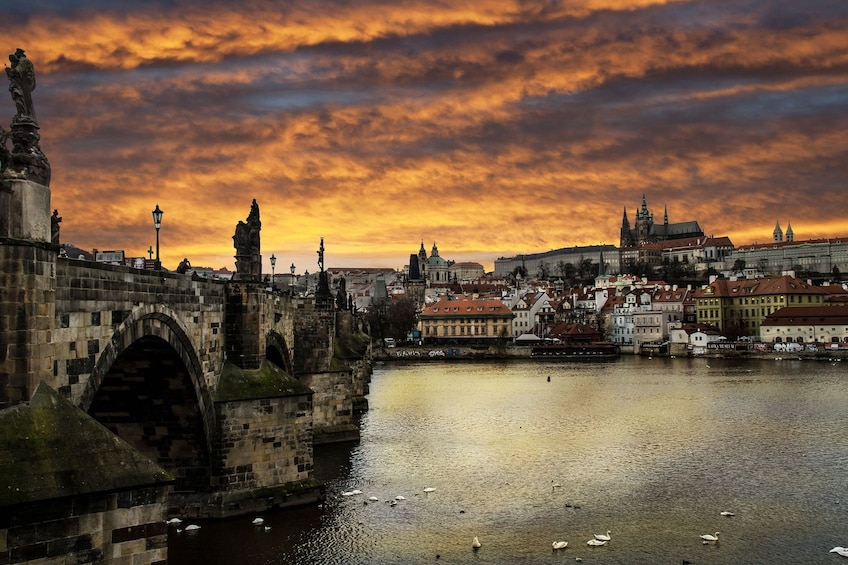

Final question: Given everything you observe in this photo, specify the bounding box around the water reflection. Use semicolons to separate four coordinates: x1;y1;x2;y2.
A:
170;357;848;564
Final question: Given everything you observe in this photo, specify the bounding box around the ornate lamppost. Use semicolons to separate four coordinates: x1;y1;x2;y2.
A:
270;254;277;290
151;204;163;269
290;263;296;294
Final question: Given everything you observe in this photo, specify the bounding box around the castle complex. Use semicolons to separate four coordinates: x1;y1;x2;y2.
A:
619;194;704;248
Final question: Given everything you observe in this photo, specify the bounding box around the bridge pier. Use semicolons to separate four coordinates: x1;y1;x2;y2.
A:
0;179;56;408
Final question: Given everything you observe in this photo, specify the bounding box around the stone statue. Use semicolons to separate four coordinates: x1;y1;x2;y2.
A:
176;257;191;274
233;199;261;279
314;237;333;310
2;126;50;185
336;276;347;310
2;49;50;187
6;48;36;122
51;209;61;244
317;237;325;272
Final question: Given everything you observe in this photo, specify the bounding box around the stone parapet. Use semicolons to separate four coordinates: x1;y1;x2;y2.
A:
51;259;225;408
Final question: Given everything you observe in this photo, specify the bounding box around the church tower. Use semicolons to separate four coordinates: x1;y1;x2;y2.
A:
619;207;635;248
635;194;653;245
786;221;794;242
773;220;784;242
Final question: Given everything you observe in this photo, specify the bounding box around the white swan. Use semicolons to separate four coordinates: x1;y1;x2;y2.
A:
552;541;568;549
368;496;379;502
719;511;735;516
351;489;363;495
587;539;607;546
830;547;848;557
166;518;182;525
424;487;436;493
700;532;719;543
472;536;482;549
252;517;264;525
184;524;201;531
395;495;406;500
594;530;611;541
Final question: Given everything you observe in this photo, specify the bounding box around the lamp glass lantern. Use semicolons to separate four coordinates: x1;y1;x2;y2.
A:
151;204;164;269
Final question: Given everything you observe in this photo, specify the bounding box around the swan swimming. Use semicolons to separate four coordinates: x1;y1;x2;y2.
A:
184;524;201;531
700;532;719;543
587;539;607;546
594;530;611;541
830;547;848;557
424;487;436;493
552;541;568;550
472;536;482;549
720;511;735;516
252;518;264;525
166;518;182;525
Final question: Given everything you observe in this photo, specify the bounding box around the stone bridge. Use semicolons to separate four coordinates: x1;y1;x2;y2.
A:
1;180;371;524
0;53;374;563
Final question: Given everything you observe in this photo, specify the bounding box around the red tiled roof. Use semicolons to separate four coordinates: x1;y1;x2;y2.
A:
419;297;513;318
761;305;848;326
692;275;826;298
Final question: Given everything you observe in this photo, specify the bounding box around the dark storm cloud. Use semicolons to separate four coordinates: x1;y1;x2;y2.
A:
2;0;846;270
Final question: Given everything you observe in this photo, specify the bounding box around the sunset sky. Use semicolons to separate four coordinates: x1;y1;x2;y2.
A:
4;1;847;273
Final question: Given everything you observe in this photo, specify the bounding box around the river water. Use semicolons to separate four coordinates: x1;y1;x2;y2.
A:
169;356;848;564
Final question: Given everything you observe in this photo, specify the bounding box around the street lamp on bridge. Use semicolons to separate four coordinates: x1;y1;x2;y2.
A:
151;204;163;270
270;254;277;290
290;263;296;294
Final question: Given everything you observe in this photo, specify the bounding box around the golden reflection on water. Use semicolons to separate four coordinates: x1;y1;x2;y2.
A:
171;356;848;565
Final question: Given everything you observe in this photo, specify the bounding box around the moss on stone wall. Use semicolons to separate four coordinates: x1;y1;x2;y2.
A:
215;359;312;402
0;383;173;508
331;331;370;370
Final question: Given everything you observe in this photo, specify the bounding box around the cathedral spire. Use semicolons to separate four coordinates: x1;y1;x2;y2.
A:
786;221;794;242
620;207;635;248
663;205;669;225
773;219;783;242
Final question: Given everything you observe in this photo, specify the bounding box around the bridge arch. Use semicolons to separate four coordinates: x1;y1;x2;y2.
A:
265;330;293;375
80;304;217;492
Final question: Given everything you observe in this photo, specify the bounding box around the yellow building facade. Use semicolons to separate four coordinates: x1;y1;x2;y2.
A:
693;275;826;338
419;297;514;343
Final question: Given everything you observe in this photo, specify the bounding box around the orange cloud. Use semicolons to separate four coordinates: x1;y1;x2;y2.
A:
4;1;845;273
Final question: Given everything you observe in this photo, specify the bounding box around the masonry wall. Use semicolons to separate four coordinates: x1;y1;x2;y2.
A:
207;393;315;517
224;282;263;370
51;260;226;406
0;240;55;406
0;485;169;565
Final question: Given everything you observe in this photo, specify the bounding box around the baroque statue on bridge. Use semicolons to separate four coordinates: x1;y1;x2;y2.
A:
233;199;261;280
2;48;50;187
6;48;36;122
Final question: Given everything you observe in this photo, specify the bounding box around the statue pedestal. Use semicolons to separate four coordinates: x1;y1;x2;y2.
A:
233;253;261;281
0;179;51;241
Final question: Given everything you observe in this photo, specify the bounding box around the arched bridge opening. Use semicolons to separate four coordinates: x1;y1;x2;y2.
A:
266;331;293;375
87;335;211;493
